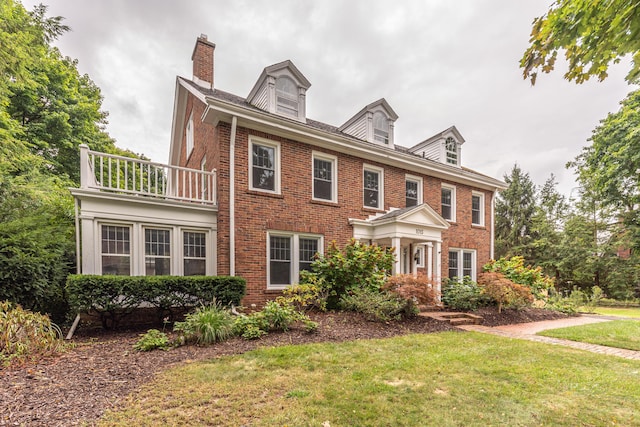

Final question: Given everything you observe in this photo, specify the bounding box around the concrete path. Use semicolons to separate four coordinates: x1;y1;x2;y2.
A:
457;315;640;361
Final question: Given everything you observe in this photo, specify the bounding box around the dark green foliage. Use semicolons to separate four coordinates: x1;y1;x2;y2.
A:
65;275;246;329
174;304;235;345
233;300;317;340
338;288;412;322
133;329;170;352
441;277;489;311
276;274;329;312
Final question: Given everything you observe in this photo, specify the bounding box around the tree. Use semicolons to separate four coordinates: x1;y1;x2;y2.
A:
521;0;640;84
495;164;537;258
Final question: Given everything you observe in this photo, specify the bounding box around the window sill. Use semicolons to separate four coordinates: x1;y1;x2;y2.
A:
472;224;486;230
246;190;284;199
310;199;340;207
363;206;384;213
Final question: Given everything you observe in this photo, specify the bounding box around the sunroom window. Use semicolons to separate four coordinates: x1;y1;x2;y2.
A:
183;231;206;275
275;76;298;117
373;111;389;144
101;225;131;275
145;228;171;276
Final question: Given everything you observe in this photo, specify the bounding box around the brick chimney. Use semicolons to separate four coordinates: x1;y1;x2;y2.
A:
191;34;215;89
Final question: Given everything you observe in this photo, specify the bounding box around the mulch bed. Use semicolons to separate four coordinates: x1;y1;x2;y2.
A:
0;308;569;427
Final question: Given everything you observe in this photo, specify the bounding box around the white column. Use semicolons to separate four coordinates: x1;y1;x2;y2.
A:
392;237;401;275
435;241;442;300
426;242;433;280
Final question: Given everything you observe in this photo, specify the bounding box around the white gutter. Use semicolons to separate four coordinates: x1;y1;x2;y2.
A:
490;188;498;260
229;115;238;276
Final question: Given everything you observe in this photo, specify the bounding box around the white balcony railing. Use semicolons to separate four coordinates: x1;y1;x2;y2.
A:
79;144;216;206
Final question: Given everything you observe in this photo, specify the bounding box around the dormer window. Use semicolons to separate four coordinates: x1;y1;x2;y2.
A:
445;137;458;165
373;112;389;145
275;76;298;117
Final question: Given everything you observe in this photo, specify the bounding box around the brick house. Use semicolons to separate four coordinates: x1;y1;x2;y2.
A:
71;35;506;307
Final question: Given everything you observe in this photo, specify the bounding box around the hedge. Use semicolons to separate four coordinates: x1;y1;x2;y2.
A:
66;275;246;329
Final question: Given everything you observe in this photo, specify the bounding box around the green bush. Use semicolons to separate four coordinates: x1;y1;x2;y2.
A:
276;272;330;312
0;301;67;366
174;303;235;345
233;300;318;340
338;288;410;322
483;256;554;299
311;239;394;307
599;297;640;307
133;329;170;351
233;315;268;340
441;277;488;311
66;275;246;329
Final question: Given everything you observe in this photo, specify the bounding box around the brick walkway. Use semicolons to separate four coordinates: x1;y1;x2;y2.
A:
457;316;640;361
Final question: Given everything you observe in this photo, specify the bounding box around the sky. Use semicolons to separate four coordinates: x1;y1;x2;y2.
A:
24;0;637;196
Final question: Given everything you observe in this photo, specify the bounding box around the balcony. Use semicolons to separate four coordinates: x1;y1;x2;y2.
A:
79;144;216;206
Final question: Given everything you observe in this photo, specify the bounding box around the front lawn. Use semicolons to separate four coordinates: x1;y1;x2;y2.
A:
585;306;640;318
100;332;640;426
538;319;640;351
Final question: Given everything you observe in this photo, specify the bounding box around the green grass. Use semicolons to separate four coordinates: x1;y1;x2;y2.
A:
539;320;640;351
100;332;640;427
584;306;640;318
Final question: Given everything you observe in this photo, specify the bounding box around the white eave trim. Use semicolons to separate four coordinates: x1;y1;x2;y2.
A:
200;95;506;191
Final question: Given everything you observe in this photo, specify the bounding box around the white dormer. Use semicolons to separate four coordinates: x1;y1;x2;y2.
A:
339;99;398;149
408;126;465;168
247;60;311;122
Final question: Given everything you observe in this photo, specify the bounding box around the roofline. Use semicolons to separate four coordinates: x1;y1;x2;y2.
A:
409;125;466;152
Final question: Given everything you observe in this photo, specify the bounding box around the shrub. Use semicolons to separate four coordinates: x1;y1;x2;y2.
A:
483;256;554;299
66;275;246;329
478;272;534;313
383;274;438;308
173;303;235;345
276;274;329;312
598;297;640;307
311;239;394;307
441;277;488;311
0;301;67;366
133;329;170;351
233;315;268;340
339;288;409;322
233;300;317;340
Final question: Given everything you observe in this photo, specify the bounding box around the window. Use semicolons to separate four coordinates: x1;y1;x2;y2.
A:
101;225;130;275
184;231;206;275
186;113;194;157
472;192;484;226
445;137;457;165
441;185;456;221
275;76;298;117
405;175;423;207
145;228;171;275
250;139;280;193
268;233;322;289
448;248;476;280
312;152;337;202
415;246;425;268
373;111;389;144
363;165;384;209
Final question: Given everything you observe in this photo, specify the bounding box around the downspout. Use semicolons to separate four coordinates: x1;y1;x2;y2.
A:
229;116;238;276
490;188;497;260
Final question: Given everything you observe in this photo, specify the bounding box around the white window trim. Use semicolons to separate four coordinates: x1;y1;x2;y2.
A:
266;231;324;290
405;174;423;206
143;226;172;276
363;164;384;210
186;112;194;158
444;137;459;166
249;137;281;194
448;248;477;281
415;245;425;268
181;229;209;276
99;223;132;276
472;191;485;226
311;151;338;203
441;184;456;222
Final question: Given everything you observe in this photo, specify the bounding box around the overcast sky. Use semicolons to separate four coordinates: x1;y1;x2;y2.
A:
25;0;637;196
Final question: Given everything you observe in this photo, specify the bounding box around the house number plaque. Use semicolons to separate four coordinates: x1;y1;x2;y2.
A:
415;229;424;235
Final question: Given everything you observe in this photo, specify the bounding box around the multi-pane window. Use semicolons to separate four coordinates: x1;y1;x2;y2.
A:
145;229;171;275
184;231;206;275
373;111;389;144
363;167;383;209
441;186;454;220
270;235;292;286
313;155;335;201
101;225;131;275
445;137;457;165
251;141;277;192
275;76;298;117
448;249;476;280
268;233;322;289
472;193;483;226
299;238;319;273
406;179;419;207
